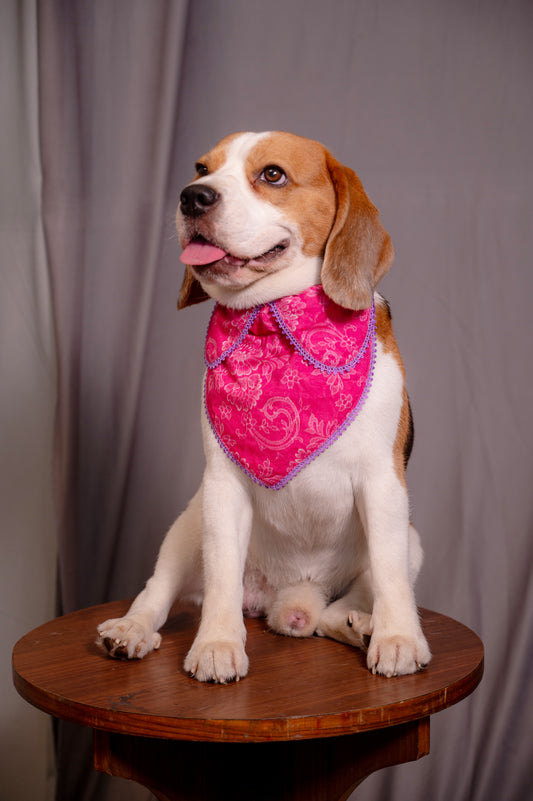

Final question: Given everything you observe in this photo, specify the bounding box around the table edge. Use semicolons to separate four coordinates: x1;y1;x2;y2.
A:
12;608;484;743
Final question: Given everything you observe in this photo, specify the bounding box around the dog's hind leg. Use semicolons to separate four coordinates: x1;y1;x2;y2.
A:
317;524;427;661
315;575;373;650
97;489;203;659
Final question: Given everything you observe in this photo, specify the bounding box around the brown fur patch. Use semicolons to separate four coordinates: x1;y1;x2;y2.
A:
374;299;412;486
321;159;394;311
374;297;401;360
244;132;337;258
195;132;242;175
394;389;414;486
177;265;210;309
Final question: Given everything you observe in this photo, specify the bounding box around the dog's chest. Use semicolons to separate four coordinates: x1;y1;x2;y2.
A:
244;438;365;581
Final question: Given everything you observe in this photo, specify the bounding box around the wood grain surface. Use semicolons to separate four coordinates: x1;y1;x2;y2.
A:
13;601;483;744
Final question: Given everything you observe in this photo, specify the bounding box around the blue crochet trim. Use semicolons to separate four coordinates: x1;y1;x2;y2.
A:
268;299;375;374
204;305;261;368
205;298;375;373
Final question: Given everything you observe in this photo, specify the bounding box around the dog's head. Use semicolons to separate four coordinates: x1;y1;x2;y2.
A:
177;131;393;310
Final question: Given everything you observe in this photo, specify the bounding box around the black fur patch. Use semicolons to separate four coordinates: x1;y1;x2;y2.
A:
381;295;392;320
404;396;414;467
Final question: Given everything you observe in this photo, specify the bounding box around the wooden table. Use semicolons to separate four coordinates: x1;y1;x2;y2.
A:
12;601;483;801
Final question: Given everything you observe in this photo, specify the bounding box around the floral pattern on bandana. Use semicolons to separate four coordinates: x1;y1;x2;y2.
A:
204;285;376;489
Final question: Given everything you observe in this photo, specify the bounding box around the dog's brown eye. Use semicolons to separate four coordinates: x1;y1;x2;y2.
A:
261;166;288;186
195;163;209;177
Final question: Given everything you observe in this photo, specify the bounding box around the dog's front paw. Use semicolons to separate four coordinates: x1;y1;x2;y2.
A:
184;639;249;683
366;630;431;677
96;615;162;660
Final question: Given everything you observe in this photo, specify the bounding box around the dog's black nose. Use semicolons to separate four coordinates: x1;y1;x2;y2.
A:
180;184;220;217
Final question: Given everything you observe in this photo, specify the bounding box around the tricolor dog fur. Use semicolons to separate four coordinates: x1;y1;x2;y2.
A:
97;131;431;681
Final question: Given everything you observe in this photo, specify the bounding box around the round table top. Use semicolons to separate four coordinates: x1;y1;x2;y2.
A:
13;601;483;743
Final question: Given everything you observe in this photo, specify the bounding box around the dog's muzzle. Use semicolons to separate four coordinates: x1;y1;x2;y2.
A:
180;184;220;218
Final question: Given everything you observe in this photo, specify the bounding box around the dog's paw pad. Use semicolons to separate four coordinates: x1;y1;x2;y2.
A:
286;610;311;632
102;637;130;659
272;607;315;637
267;582;326;638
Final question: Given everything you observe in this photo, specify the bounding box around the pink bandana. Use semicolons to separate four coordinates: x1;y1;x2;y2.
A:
204;285;376;489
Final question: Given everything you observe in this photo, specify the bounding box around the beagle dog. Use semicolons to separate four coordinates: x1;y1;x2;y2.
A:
97;131;431;681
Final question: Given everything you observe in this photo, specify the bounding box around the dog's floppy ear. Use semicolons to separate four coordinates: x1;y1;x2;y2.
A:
321;155;394;310
177;266;210;310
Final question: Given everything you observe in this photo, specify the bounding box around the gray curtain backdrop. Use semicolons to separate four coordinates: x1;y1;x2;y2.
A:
2;1;532;800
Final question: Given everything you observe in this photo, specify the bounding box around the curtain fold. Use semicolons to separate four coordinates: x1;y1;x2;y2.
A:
0;1;57;799
38;0;191;615
37;2;190;798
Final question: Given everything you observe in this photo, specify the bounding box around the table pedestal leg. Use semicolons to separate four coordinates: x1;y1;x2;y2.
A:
94;718;429;801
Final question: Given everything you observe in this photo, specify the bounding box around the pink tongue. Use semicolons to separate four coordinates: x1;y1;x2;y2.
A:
180;240;227;265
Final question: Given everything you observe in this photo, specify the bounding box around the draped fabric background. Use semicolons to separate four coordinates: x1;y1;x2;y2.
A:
2;1;532;800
